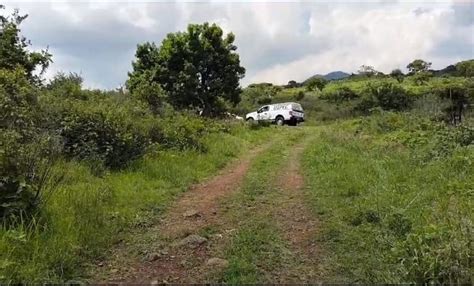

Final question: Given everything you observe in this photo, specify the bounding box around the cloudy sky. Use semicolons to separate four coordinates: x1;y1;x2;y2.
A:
2;0;473;89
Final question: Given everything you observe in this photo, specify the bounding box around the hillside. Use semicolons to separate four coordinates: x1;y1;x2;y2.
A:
303;71;351;84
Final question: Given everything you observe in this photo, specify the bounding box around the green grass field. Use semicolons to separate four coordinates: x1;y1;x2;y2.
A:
302;120;473;283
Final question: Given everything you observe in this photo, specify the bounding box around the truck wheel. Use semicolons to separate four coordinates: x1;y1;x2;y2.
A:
246;117;254;122
276;116;285;126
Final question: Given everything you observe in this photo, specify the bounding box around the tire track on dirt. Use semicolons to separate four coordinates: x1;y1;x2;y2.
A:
271;138;323;283
95;142;272;284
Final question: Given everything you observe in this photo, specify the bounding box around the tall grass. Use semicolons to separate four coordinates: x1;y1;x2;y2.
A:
302;120;473;283
0;124;274;283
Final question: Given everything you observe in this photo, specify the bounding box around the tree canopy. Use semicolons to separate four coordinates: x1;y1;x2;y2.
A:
0;5;52;83
127;23;245;116
407;59;431;74
305;77;328;91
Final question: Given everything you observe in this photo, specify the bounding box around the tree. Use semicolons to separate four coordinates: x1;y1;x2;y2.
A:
358;65;378;77
407;59;431;74
127;23;245;116
287;80;299;88
390;69;404;83
306;77;328;91
356;81;412;113
46;72;84;99
455;59;474;77
436;79;474;125
0;5;52;84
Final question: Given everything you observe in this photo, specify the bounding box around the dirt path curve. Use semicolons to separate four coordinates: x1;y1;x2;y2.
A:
98;143;270;284
272;141;323;283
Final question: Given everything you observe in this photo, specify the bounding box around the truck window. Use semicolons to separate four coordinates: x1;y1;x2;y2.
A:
258;106;269;113
291;103;303;111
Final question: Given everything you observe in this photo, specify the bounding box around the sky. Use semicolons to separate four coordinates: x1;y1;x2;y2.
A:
2;0;473;89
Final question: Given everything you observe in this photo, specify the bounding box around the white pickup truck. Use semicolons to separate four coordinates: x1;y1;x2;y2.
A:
245;102;305;126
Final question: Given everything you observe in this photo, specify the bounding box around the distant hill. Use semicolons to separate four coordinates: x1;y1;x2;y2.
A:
303;71;350;84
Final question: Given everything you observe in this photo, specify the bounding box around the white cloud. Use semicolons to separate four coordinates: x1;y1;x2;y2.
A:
2;1;473;88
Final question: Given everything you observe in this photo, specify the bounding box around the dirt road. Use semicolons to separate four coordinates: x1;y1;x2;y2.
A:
93;129;321;283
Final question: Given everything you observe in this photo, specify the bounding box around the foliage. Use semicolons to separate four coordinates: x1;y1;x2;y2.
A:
127;23;245;116
305;77;328;91
434;78;474;125
358;65;379;77
356;81;413;113
234;83;281;114
407;59;431;74
455;59;474;77
390;69;404;83
286;80;300;88
0;68;61;220
294;90;305;101
58;101;149;169
45;72;84;99
412;71;432;86
126;71;166;114
321;86;359;104
0;6;52;84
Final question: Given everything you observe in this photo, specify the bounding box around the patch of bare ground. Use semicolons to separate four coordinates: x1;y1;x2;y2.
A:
93;144;268;284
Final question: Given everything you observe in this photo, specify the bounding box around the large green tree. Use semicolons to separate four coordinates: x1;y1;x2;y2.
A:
455;59;474;77
407;59;431;74
127;23;245;116
0;5;52;83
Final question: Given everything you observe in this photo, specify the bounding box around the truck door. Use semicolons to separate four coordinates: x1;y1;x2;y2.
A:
257;106;270;121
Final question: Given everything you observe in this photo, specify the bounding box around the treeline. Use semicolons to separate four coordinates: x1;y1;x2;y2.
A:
238;59;474;125
0;7;244;221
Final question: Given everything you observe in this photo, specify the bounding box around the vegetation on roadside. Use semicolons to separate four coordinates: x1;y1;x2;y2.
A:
0;6;257;282
302;114;473;283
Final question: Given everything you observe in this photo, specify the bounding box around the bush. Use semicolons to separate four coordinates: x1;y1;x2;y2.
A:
0;131;62;220
57;100;150;169
1;68;62;220
356;81;412;113
294;90;305;101
156;112;230;151
321;86;358;104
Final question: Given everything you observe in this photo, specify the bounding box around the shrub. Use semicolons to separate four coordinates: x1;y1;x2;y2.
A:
58;100;149;169
45;72;85;100
321;86;358;104
356;81;413;113
0;69;62;220
294;90;305;101
0;131;62;220
156;112;230;151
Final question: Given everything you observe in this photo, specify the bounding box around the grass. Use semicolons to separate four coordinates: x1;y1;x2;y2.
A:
0;123;276;283
220;127;307;283
301;120;473;283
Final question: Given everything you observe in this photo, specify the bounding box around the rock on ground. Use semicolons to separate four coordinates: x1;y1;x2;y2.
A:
176;234;207;249
206;257;229;269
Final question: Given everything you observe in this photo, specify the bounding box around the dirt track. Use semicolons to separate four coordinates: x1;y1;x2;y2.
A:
95;132;322;283
97;144;269;283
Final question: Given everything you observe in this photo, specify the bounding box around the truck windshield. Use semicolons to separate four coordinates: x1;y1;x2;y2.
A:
291;103;303;112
